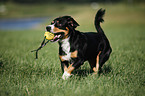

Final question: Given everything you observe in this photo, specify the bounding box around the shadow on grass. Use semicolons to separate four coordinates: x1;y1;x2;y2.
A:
72;65;112;78
99;65;112;75
0;61;3;67
73;69;93;77
0;60;4;69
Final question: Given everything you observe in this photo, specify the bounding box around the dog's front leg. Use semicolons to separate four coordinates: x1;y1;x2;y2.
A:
62;64;75;80
59;55;69;72
62;58;84;80
60;61;69;72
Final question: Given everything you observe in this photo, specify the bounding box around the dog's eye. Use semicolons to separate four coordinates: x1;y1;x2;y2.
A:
58;23;62;26
56;21;62;27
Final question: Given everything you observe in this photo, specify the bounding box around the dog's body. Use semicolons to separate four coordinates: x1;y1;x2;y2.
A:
46;9;112;79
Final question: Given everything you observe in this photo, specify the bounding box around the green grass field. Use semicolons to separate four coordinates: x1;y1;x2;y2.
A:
0;3;145;96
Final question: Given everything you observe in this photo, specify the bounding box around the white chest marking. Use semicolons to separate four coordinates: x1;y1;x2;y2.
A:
60;37;71;61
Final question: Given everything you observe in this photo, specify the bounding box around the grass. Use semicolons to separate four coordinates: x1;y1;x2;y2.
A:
0;3;145;96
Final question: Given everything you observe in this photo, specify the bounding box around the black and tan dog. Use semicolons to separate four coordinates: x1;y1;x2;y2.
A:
46;9;112;80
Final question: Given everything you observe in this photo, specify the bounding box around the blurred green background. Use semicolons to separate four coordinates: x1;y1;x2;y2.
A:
1;0;145;4
0;0;145;96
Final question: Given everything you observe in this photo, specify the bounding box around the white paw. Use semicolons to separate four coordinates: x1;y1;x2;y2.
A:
62;71;72;80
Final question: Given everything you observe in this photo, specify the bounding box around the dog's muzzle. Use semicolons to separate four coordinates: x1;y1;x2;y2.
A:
45;26;64;42
46;26;51;32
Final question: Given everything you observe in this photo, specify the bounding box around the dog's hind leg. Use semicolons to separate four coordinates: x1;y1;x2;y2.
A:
88;51;101;74
99;48;112;68
94;51;101;74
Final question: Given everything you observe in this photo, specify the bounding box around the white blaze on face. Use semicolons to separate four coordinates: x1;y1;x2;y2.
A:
48;24;55;33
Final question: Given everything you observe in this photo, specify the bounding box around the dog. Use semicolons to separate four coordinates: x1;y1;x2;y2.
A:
46;9;112;80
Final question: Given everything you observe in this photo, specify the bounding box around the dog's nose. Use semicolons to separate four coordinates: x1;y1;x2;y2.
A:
46;26;51;31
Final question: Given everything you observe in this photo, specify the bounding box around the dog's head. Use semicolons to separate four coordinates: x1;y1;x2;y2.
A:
46;16;79;42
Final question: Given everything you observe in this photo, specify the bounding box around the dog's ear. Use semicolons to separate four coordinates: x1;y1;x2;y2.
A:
65;16;79;28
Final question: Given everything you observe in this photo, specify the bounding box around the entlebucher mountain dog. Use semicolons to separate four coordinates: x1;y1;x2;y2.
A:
46;9;112;80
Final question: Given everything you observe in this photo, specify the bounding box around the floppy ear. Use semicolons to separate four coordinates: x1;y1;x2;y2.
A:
66;16;79;28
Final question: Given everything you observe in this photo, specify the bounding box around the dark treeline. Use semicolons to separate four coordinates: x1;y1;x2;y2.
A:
1;0;145;3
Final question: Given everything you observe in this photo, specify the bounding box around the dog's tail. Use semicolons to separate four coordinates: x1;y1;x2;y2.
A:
95;8;105;34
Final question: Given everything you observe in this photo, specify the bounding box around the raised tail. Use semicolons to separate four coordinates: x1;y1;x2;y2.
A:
95;8;105;34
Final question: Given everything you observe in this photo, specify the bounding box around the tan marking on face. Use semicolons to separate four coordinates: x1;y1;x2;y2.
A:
71;50;78;58
53;27;69;39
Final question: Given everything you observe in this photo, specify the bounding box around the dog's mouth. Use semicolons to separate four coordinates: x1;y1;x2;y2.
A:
50;32;64;42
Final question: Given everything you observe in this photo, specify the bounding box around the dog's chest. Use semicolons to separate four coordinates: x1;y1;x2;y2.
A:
60;38;71;61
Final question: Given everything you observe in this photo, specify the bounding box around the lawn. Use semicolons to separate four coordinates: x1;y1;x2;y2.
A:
0;3;145;96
